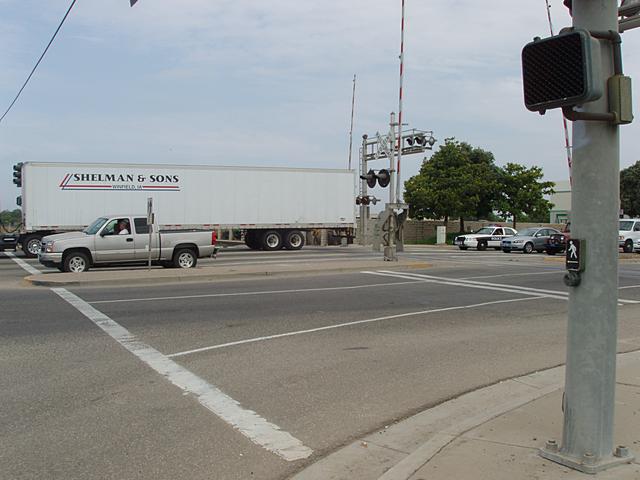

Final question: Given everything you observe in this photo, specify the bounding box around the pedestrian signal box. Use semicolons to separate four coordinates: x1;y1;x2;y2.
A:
566;239;584;272
522;29;602;112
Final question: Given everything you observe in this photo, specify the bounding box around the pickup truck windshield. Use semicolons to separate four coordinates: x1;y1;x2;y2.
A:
83;217;108;234
620;220;634;231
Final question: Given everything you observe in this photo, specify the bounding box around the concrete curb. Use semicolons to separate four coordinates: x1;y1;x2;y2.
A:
24;260;432;288
291;350;640;480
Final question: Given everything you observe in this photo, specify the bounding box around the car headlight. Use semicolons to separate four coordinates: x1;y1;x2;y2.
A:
45;242;55;253
619;235;625;241
513;239;523;244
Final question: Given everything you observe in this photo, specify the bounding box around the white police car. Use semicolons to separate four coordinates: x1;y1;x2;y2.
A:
454;226;517;251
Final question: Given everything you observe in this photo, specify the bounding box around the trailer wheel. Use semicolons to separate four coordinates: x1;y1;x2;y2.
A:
284;230;305;250
173;248;197;268
262;230;283;251
22;234;42;258
63;251;90;273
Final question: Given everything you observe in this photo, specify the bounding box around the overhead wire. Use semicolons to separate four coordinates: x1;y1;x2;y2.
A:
0;0;78;124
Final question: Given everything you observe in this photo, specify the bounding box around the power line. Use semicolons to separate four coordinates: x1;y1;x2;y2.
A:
0;0;78;124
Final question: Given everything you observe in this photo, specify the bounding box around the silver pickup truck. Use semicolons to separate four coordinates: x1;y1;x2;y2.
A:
38;214;218;272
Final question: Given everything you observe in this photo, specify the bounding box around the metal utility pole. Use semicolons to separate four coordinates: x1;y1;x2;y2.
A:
348;75;357;171
358;135;369;246
395;0;406;204
540;0;633;473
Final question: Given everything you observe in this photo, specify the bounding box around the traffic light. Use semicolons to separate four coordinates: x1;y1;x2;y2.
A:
12;163;23;187
359;168;391;188
522;29;602;113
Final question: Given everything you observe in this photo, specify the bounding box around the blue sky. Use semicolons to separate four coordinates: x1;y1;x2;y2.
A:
1;0;640;211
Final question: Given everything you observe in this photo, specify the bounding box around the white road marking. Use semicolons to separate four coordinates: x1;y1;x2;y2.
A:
460;270;562;280
4;251;41;275
364;270;568;301
372;270;640;305
51;287;312;462
619;284;640;290
167;296;542;358
89;280;424;304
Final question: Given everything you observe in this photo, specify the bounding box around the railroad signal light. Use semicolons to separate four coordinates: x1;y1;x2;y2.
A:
620;0;640;17
521;29;602;113
376;169;391;188
360;168;391;188
360;169;377;189
12;163;23;187
405;134;436;149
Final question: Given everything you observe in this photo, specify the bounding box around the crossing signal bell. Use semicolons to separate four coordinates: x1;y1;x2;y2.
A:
12;163;23;188
360;168;391;188
521;29;602;113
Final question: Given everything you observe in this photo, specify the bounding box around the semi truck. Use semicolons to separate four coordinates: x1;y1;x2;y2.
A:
12;162;356;257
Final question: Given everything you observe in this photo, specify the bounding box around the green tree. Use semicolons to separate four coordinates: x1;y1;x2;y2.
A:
496;163;555;228
404;138;500;231
620;161;640;217
0;209;22;231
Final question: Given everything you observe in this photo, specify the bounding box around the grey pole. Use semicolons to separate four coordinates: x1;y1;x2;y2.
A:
540;0;631;473
359;135;368;246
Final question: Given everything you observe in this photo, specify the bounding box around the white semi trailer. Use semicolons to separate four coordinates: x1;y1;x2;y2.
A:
13;162;356;257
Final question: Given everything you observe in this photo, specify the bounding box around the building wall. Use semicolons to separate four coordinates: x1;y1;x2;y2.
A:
549;180;571;223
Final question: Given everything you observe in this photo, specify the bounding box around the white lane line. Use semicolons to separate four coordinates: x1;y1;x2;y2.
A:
4;251;41;275
89;280;424;304
167;296;542;359
619;284;640;290
374;270;640;305
460;270;562;280
364;270;568;301
51;287;312;462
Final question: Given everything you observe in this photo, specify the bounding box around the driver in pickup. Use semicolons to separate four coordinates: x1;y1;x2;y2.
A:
117;219;130;235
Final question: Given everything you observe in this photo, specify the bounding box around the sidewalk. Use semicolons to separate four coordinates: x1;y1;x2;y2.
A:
24;257;431;287
293;346;640;480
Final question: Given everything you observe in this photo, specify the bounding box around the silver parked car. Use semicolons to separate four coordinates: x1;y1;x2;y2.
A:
501;227;561;254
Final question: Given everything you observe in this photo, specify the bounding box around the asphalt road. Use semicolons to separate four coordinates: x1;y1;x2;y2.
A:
3;246;640;479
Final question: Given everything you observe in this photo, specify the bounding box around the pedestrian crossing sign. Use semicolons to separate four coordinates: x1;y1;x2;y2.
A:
566;239;584;272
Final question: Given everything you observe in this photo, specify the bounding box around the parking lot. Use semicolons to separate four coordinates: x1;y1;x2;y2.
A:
3;245;640;479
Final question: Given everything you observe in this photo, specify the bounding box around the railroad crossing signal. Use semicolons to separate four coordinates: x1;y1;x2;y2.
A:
360;169;391;188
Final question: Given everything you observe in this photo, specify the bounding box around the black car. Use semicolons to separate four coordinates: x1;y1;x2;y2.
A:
545;223;570;255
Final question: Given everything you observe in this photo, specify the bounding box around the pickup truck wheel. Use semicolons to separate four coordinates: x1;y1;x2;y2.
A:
174;248;197;268
262;230;282;251
64;252;90;273
22;234;42;258
284;230;305;250
624;240;634;253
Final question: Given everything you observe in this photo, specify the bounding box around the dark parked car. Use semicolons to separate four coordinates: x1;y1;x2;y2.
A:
545;223;571;255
